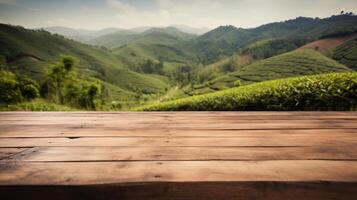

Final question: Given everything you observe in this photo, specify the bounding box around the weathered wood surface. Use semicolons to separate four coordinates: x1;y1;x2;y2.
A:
0;112;357;200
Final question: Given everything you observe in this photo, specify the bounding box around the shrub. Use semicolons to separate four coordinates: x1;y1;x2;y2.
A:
0;70;39;104
21;84;40;100
234;80;242;87
0;78;22;104
18;76;40;100
61;56;76;71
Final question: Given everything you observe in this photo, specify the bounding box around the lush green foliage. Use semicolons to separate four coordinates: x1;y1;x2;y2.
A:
0;99;75;111
0;70;39;104
138;72;357;111
241;39;298;60
0;24;169;104
332;38;357;70
183;49;351;96
41;56;103;110
1;14;357;111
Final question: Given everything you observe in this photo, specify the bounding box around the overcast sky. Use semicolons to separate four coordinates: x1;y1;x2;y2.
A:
0;0;356;30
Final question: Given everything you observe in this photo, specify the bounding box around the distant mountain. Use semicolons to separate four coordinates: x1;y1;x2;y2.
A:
185;15;357;64
128;25;210;35
142;27;197;41
44;25;207;44
88;30;137;49
44;26;92;36
129;26;152;33
43;26;123;42
170;25;211;35
89;27;197;49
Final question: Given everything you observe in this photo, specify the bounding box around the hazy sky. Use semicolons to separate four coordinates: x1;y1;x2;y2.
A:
0;0;356;30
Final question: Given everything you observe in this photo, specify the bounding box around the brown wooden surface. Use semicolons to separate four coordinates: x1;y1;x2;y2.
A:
0;112;357;200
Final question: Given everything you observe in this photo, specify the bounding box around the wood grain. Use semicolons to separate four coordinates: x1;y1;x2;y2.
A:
0;112;357;200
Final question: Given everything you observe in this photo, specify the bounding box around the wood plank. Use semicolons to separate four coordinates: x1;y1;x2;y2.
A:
1;111;356;116
1;112;357;200
1;161;357;185
0;148;28;160
8;146;357;162
1;135;357;147
1;120;357;130
1;128;356;138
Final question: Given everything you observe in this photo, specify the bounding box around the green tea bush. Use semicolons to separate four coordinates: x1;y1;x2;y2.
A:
138;72;357;111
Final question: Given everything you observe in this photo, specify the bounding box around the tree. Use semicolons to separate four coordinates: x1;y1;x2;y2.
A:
43;56;75;103
0;77;22;104
41;56;103;110
87;83;100;109
0;70;39;104
18;76;40;100
62;56;75;71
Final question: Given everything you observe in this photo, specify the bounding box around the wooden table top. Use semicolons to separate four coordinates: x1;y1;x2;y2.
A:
0;112;357;200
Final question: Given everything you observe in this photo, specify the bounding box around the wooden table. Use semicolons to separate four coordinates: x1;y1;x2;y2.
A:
0;112;357;200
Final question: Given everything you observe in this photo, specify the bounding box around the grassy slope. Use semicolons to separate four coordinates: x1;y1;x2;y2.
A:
183;49;351;96
300;34;357;56
192;38;300;87
138;72;357;111
332;38;357;70
0;24;169;101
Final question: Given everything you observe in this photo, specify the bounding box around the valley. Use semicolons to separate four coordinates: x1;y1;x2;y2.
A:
1;14;357;111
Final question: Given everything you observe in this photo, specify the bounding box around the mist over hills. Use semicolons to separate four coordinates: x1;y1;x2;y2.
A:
44;25;210;44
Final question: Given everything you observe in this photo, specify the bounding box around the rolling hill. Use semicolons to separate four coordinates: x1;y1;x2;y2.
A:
183;49;352;96
2;14;357;111
0;24;170;103
111;28;198;73
88;30;138;49
89;27;197;49
332;37;357;70
184;15;357;64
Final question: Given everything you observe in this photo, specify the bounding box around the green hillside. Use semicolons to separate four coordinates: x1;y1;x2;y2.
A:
112;29;198;75
332;38;357;70
138;72;357;111
0;24;169;102
185;15;357;64
241;39;298;60
184;49;351;96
